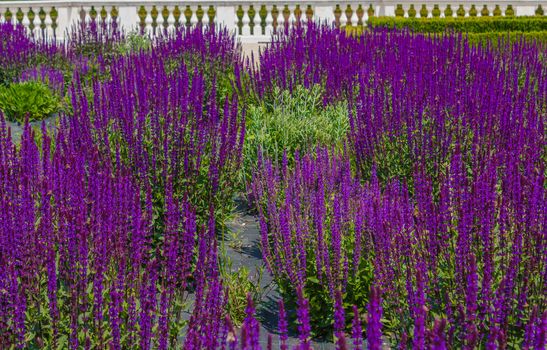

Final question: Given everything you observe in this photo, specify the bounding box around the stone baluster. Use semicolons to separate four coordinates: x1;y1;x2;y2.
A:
265;6;274;35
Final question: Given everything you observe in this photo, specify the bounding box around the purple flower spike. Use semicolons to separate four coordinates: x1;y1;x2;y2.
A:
367;286;383;350
351;305;363;350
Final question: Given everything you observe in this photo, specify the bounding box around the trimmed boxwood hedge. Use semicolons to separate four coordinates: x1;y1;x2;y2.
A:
465;31;547;46
368;16;547;33
343;26;547;46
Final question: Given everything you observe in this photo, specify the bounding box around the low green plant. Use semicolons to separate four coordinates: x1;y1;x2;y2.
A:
243;84;349;183
115;32;152;55
0;81;61;123
278;253;375;338
220;255;264;327
20;269;191;348
357;113;474;196
0;66;18;86
225;228;247;252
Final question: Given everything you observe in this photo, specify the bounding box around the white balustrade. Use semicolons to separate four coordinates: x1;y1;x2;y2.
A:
0;1;545;43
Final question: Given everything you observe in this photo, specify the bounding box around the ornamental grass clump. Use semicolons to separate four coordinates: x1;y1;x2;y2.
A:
243;84;348;183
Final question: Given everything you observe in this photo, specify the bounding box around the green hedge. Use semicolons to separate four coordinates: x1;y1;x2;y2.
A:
344;26;547;46
368;16;547;33
466;31;547;46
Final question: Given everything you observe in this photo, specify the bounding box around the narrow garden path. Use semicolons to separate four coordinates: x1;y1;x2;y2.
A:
6;115;57;142
224;199;335;349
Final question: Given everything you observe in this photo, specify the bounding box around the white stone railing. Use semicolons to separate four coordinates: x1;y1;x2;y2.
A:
0;1;545;42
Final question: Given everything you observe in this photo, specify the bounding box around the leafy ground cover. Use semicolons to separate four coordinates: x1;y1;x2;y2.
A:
0;20;545;349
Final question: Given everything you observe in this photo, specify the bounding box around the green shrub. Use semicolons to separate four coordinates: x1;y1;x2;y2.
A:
278;249;375;337
0;67;18;86
368;16;547;33
343;26;547;46
0;81;61;123
243;85;349;183
220;254;264;327
466;30;547;46
115;32;152;55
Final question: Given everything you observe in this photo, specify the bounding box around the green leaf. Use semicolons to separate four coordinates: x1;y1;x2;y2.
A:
307;276;320;284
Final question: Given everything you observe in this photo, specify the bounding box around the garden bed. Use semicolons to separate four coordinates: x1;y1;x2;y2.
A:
0;21;545;349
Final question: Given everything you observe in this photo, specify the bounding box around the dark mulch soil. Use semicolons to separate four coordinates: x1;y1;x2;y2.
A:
224;198;335;349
